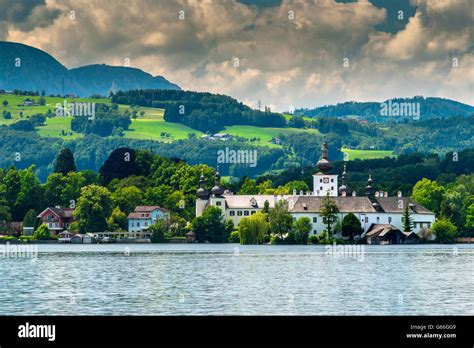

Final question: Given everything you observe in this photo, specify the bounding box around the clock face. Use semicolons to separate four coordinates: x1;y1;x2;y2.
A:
323;177;329;184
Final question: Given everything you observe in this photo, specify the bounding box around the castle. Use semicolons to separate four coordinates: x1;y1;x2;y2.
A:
196;142;435;242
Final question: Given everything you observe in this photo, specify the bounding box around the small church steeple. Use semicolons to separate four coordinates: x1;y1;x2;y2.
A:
365;173;374;197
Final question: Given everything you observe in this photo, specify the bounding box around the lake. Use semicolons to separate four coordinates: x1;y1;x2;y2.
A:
0;243;473;315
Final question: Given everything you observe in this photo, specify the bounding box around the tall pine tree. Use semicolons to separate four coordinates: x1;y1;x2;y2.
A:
54;148;76;175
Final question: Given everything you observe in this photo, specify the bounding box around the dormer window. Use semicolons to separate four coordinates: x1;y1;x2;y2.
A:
303;203;307;211
250;198;257;207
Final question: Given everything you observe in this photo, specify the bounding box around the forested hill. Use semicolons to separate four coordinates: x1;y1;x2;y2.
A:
0;41;180;96
296;97;474;121
111;89;286;133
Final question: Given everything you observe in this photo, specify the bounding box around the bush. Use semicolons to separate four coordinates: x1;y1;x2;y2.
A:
229;230;240;243
432;218;458;244
0;236;17;242
262;235;271;244
308;235;319;244
19;236;35;242
33;224;51;240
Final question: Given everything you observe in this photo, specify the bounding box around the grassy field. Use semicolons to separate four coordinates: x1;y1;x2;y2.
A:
342;148;395;160
224;125;320;148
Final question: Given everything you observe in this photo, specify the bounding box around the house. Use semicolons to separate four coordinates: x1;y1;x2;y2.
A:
363;224;419;244
196;142;436;239
19;98;34;106
58;231;74;243
37;207;75;234
71;234;92;244
127;206;170;232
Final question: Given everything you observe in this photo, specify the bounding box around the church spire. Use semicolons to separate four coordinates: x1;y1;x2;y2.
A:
316;141;334;173
365;173;374;197
211;166;224;197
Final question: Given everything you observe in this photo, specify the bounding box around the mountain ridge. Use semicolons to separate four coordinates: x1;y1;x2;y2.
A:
0;41;180;96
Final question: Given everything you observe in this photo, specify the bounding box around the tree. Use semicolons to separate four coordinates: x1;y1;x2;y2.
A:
293;217;311;244
107;207;127;231
412;178;445;215
239;212;268;244
23;209;37;227
341;213;363;240
99;147;138;185
38;97;46;106
284;180;310;194
2;100;8;107
432;218;458;243
268;199;293;239
239;177;259;194
149;219;169;243
320;193;339;238
402;206;413;232
73;185;113;232
192;206;227;243
111;185;143;214
34;224;51;240
44;173;65;206
54;148;76;175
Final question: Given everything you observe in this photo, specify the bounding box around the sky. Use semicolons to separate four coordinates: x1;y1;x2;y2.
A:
0;0;472;111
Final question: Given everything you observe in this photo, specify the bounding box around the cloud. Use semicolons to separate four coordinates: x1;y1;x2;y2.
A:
3;0;473;109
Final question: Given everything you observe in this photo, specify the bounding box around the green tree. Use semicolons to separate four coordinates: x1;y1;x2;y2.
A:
285;180;310;194
239;211;268;244
402;206;413;232
432;218;458;243
293;217;312;244
54;148;77;175
192;206;227;243
111;185;143;214
268;200;293;239
22;209;37;227
258;180;273;194
149;219;169;243
320;193;339;238
73;185;113;232
412;178;445;214
239;177;259;194
341;213;363;239
2;100;8;107
107;207;127;231
34;224;51;240
44;173;65;206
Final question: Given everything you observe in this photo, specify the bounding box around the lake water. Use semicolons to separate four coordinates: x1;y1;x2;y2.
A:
1;243;473;315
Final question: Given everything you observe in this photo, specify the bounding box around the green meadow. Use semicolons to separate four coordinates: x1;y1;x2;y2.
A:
342;147;395;160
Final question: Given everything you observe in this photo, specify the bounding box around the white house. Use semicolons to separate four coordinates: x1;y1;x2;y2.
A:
127;206;170;232
196;142;436;239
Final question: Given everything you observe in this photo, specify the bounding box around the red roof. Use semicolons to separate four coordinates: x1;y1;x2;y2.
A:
133;206;169;213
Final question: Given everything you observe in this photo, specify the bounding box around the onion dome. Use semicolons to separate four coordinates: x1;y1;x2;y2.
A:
196;171;210;200
338;161;350;195
211;166;225;197
365;174;374;196
316;142;334;173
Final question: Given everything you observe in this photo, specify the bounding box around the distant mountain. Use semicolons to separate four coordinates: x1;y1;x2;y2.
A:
69;64;180;96
0;41;180;96
296;97;474;121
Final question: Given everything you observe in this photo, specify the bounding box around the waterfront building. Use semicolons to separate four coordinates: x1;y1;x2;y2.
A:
37;207;75;234
196;142;436;240
127;206;170;232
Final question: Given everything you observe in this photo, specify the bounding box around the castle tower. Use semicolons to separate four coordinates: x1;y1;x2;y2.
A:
338;161;351;196
209;166;226;214
313;142;338;197
196;170;211;217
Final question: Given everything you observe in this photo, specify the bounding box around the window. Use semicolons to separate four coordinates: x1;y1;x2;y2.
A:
320;186;323;190
251;211;256;215
331;178;334;183
230;211;235;216
320;179;322;183
145;222;148;226
364;217;368;223
376;217;380;223
313;217;317;223
131;222;134;227
237;211;242;216
388;217;392;223
244;211;249;216
331;186;334;190
137;222;140;227
216;201;222;206
313;230;317;234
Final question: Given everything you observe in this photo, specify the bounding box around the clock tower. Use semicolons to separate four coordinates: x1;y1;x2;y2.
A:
313;142;338;197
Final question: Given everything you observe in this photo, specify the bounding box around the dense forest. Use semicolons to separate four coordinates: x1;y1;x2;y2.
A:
111;89;287;132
